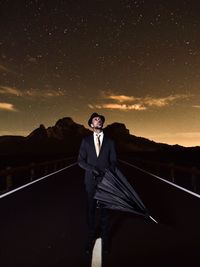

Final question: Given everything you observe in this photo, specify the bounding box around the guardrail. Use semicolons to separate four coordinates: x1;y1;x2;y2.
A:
0;157;76;194
119;157;200;193
119;159;200;229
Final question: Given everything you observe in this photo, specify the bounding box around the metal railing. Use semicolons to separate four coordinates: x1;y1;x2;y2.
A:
119;159;200;228
0;156;76;194
119;157;200;193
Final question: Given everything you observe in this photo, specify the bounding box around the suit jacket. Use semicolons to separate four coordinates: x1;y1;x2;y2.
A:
78;133;117;193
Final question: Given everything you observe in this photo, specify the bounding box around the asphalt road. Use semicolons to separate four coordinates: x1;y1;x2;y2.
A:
0;160;200;267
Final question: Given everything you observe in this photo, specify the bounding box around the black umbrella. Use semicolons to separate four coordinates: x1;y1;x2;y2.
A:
94;167;158;223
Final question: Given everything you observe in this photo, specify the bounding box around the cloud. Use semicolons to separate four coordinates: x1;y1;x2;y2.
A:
192;105;200;109
106;94;139;103
89;91;191;111
25;89;65;97
0;86;65;112
0;86;65;98
0;86;22;96
88;103;146;110
143;94;190;107
0;102;18;112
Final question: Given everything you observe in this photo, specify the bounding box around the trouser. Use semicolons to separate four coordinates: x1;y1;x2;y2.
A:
86;190;110;241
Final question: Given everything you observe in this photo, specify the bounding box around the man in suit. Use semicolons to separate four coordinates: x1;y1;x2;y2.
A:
78;112;117;253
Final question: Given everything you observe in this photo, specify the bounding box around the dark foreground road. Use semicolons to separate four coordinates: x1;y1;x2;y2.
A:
0;161;200;267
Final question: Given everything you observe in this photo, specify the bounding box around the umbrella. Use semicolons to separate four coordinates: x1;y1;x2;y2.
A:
94;167;158;224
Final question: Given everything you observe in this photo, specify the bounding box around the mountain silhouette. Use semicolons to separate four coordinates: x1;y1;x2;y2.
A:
0;117;200;168
25;117;171;155
27;118;90;141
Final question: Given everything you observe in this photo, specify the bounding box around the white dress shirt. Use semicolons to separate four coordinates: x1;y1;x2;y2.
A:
93;131;104;157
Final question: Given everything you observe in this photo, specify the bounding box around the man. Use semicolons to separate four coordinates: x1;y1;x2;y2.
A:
78;112;117;254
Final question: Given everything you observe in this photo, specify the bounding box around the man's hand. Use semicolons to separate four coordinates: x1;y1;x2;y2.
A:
92;167;101;177
92;167;105;177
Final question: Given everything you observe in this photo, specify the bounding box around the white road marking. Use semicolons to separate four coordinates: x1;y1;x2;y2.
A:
119;160;200;199
0;162;77;199
91;238;102;267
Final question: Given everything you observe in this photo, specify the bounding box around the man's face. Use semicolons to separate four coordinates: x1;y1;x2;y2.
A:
91;116;103;129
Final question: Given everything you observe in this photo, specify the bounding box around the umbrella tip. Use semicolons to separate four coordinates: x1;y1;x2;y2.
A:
149;216;158;224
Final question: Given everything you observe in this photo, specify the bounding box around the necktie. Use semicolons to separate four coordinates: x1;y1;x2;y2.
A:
96;134;101;157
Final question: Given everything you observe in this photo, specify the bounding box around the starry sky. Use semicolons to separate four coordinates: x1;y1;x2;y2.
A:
1;0;200;147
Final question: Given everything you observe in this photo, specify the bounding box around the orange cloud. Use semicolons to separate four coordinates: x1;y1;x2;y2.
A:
89;92;191;111
0;86;22;96
143;94;190;107
106;94;139;103
88;103;146;110
0;86;65;98
192;105;200;109
0;102;18;112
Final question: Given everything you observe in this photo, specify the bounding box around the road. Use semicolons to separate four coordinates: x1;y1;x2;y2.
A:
0;160;200;267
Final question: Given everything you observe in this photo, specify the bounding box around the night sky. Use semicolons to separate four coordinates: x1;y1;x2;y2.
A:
1;0;200;147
